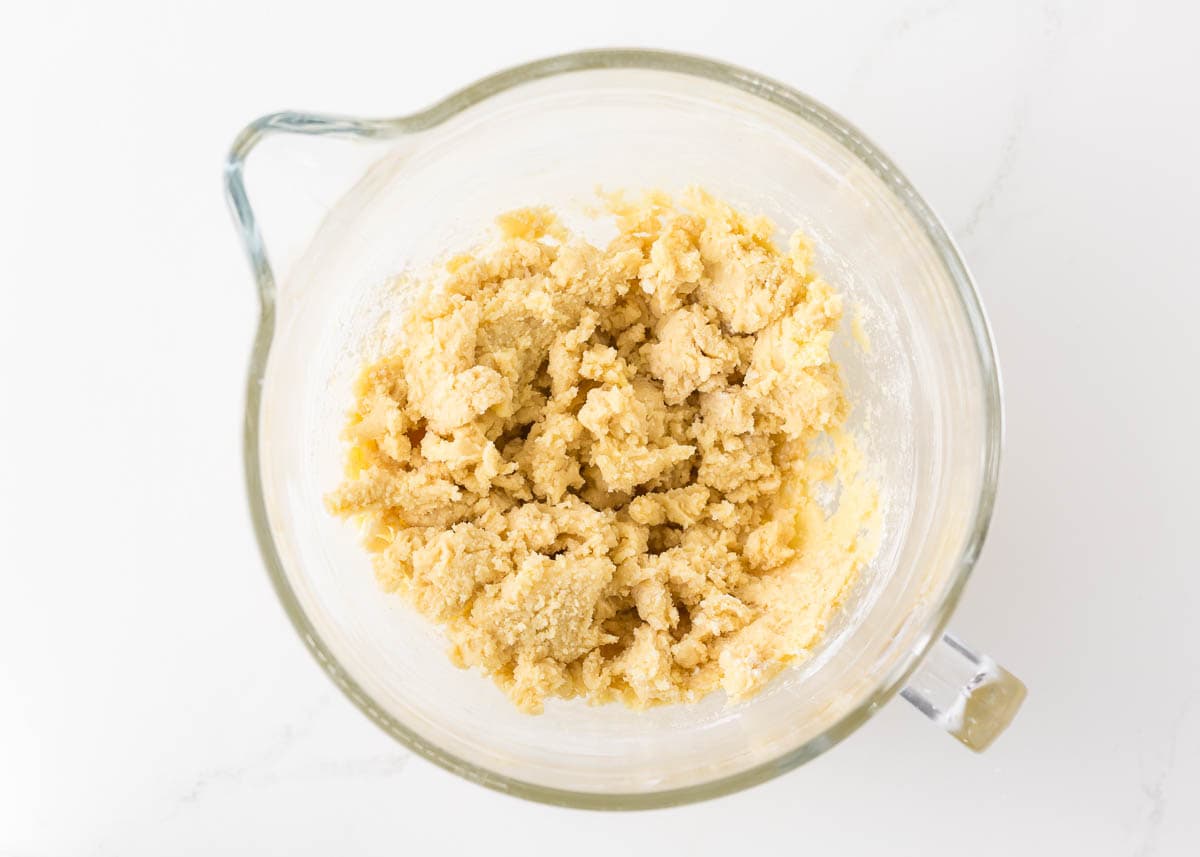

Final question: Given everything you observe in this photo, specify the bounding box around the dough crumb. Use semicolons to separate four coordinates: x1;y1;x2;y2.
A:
329;189;877;713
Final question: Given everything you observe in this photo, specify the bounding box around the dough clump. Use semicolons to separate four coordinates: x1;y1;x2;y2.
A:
328;189;876;713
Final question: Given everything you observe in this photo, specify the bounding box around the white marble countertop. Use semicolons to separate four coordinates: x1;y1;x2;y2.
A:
3;0;1198;853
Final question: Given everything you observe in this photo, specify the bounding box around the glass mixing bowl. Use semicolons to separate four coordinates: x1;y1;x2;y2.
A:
226;49;1025;809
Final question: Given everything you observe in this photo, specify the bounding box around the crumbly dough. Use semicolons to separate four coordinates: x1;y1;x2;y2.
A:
328;189;877;713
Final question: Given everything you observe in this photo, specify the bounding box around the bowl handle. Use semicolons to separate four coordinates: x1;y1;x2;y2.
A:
224;112;396;309
900;632;1026;751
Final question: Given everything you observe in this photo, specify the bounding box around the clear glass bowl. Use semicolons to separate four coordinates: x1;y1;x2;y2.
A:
226;49;1024;809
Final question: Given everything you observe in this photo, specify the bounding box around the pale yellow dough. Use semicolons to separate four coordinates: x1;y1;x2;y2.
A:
328;189;877;713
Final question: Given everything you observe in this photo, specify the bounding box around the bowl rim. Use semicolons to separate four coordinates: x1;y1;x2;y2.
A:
225;47;1003;810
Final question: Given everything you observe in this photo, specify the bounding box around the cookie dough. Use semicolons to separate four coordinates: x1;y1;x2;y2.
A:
328;189;877;713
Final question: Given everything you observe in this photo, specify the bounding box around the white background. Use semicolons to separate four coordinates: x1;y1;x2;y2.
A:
2;0;1198;854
